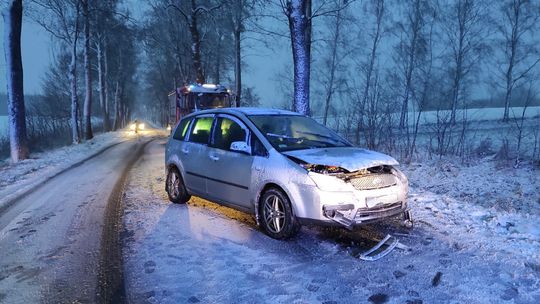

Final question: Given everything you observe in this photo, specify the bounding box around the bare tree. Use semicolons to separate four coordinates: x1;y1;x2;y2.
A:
354;0;386;145
439;0;488;124
228;0;259;106
32;0;82;144
396;0;432;129
495;0;540;122
168;0;222;84
320;0;350;126
2;0;29;162
81;0;92;139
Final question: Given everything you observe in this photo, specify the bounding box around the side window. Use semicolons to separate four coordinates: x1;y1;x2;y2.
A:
172;118;191;141
212;117;247;151
189;117;213;144
251;135;268;157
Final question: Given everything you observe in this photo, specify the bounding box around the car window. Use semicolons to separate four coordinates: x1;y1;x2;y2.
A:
212;117;247;151
251;135;268;157
249;115;351;152
188;117;213;144
172;118;191;141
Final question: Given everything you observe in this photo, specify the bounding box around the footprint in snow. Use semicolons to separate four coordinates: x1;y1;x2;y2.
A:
144;260;156;273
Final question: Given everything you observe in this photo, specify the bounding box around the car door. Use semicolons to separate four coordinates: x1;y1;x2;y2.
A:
205;115;253;209
181;115;215;196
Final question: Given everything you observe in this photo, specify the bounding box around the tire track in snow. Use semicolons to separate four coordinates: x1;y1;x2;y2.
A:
97;138;155;303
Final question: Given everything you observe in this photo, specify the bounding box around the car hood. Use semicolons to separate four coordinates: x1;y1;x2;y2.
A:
282;147;399;172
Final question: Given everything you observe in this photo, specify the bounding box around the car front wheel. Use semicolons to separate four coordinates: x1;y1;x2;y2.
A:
259;188;300;239
166;167;191;204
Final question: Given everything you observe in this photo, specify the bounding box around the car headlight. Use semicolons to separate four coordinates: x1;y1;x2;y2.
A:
130;123;136;131
308;171;352;192
139;123;145;130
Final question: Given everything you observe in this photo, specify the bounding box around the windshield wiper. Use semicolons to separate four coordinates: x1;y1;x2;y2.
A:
266;132;296;139
295;131;348;145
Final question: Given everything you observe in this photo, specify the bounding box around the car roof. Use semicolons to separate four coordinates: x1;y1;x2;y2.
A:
187;107;303;117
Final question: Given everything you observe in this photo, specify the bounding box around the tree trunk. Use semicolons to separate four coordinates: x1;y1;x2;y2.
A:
113;80;121;131
399;0;422;129
82;0;93;139
503;1;520;122
356;0;384;144
97;40;111;131
69;38;80;144
233;19;242;107
323;2;342;126
2;0;29;162
215;34;221;83
287;0;311;116
190;0;205;84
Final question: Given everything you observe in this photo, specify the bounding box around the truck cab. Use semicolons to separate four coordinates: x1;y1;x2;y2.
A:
168;84;233;128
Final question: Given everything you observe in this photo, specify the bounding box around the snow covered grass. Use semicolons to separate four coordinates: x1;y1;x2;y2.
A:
403;158;540;263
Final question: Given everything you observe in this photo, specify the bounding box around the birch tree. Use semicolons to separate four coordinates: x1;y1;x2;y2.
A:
355;0;386;144
439;0;488;124
81;0;92;139
314;0;352;125
2;0;29;162
32;0;82;144
495;0;540;122
396;0;432;129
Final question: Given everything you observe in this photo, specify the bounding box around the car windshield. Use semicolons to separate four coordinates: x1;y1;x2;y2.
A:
248;114;351;152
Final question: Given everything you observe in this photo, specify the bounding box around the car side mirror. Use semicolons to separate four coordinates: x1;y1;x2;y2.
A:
230;141;251;155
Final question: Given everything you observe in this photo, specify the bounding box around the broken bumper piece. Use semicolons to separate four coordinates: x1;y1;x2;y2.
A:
323;201;409;230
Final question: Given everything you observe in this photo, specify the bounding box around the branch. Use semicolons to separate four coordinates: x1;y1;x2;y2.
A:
311;0;357;19
167;3;189;21
512;57;540;85
194;3;222;15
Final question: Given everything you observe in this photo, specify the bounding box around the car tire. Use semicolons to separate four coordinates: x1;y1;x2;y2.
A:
259;188;300;239
166;167;191;204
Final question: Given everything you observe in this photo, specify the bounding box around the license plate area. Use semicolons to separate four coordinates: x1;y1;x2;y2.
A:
366;194;398;208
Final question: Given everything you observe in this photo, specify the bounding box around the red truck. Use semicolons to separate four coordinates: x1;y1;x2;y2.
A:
167;83;234;128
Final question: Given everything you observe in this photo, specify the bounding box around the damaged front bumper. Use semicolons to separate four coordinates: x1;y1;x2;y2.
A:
321;201;412;229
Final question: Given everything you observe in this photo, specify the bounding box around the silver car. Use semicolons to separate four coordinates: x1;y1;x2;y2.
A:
165;108;411;239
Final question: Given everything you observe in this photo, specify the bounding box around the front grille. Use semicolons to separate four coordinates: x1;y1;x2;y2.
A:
349;174;397;190
355;201;405;221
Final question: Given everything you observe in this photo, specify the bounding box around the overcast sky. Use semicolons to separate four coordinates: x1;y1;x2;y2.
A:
0;2;289;107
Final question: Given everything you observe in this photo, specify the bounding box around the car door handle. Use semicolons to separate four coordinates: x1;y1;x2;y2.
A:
181;148;189;154
209;155;219;161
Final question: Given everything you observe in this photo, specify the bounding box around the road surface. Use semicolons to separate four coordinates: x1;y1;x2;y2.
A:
0;138;151;303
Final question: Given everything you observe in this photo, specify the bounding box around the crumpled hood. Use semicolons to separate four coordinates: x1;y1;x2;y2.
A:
282;147;399;172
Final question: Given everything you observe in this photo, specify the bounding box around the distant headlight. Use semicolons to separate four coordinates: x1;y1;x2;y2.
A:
139;123;145;130
166;124;172;131
130;123;136;131
308;171;351;192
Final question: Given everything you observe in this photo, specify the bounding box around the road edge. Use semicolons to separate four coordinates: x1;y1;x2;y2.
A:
0;140;127;215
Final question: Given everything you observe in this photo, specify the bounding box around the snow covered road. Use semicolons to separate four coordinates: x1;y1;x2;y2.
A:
0;137;154;303
122;139;540;304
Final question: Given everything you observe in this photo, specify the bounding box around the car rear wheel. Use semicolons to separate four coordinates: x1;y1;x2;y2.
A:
166;167;191;204
259;188;300;239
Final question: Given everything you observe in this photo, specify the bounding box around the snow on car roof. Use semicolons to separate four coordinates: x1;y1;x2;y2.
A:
232;107;302;116
184;107;303;118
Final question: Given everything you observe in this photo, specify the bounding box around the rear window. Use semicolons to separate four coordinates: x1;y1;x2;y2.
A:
188;117;213;144
172;118;191;141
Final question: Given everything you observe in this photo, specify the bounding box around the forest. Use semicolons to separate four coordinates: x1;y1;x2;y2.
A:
2;0;540;164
